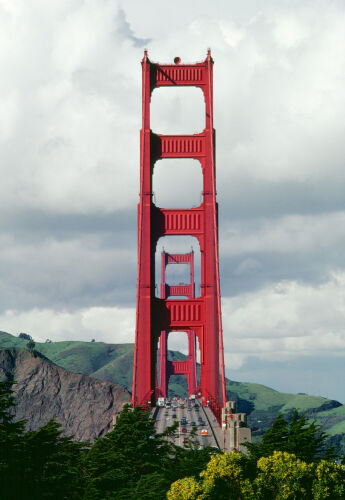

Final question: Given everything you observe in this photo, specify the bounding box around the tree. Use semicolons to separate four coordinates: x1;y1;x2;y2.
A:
0;381;86;500
312;459;345;499
167;451;255;500
18;332;32;341
82;404;216;499
0;381;27;496
287;411;335;462
199;451;255;499
82;404;176;499
245;410;335;464
256;451;345;499
167;476;202;500
167;450;345;500
22;420;87;499
26;339;36;352
255;451;314;499
166;426;217;485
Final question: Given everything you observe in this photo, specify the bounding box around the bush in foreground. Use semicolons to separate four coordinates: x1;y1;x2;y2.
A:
167;450;345;499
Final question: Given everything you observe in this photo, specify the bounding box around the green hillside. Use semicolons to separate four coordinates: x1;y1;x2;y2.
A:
0;331;133;388
0;330;339;412
225;379;339;440
312;404;345;435
1;330;344;452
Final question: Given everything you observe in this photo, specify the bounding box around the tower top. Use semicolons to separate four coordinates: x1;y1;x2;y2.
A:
142;49;212;66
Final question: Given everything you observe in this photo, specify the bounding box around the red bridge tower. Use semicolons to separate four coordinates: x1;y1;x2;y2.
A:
132;50;226;418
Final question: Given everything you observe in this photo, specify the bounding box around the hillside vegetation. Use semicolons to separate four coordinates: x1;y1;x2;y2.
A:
1;330;344;451
3;379;344;500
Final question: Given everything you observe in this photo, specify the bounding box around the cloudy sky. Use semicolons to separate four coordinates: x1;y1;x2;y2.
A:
1;0;345;402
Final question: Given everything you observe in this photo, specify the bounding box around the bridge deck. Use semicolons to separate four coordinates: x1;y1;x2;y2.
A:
154;400;223;450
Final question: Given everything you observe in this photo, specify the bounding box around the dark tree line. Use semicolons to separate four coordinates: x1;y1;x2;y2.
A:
245;410;336;467
0;381;215;499
1;380;343;499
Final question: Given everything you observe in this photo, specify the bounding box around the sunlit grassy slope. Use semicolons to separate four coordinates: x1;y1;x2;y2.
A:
227;380;332;413
0;331;133;387
312;404;345;435
1;329;344;449
0;330;339;410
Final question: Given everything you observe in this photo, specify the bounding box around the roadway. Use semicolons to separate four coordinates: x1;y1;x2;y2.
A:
154;399;221;449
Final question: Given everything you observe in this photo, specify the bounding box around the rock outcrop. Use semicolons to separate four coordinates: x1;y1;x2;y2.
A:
0;349;131;442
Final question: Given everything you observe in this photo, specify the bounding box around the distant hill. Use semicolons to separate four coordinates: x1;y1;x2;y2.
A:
1;330;344;452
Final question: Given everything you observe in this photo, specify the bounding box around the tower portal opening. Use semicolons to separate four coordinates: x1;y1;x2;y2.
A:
155;235;201;298
151;87;205;134
168;374;188;399
152;158;203;209
167;331;189;359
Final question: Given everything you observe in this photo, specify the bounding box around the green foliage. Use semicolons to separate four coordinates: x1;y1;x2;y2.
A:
1;331;339;414
255;451;314;499
2;381;345;500
82;404;215;499
26;339;35;351
167;450;345;500
18;333;32;341
0;381;87;499
82;404;174;499
0;381;27;494
167;476;203;499
168;451;255;500
2;331;344;455
0;382;216;500
312;459;345;499
199;451;255;499
246;410;335;464
21;420;87;499
167;439;218;487
168;413;343;499
226;380;336;414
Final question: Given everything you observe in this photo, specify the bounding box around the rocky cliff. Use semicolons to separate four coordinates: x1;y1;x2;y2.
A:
0;349;131;442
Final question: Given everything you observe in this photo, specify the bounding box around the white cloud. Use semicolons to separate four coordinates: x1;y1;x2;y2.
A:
0;305;135;344
222;212;345;256
0;0;145;214
1;1;344;214
1;0;345;398
0;231;136;311
222;272;345;369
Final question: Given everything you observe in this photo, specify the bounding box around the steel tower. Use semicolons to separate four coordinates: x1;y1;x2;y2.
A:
132;50;226;418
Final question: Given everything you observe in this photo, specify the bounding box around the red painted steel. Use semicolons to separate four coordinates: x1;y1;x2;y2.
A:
160;251;195;299
132;50;226;417
158;250;197;398
158;330;198;398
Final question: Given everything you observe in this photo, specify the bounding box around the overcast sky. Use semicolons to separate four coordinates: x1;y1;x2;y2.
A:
1;0;345;402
